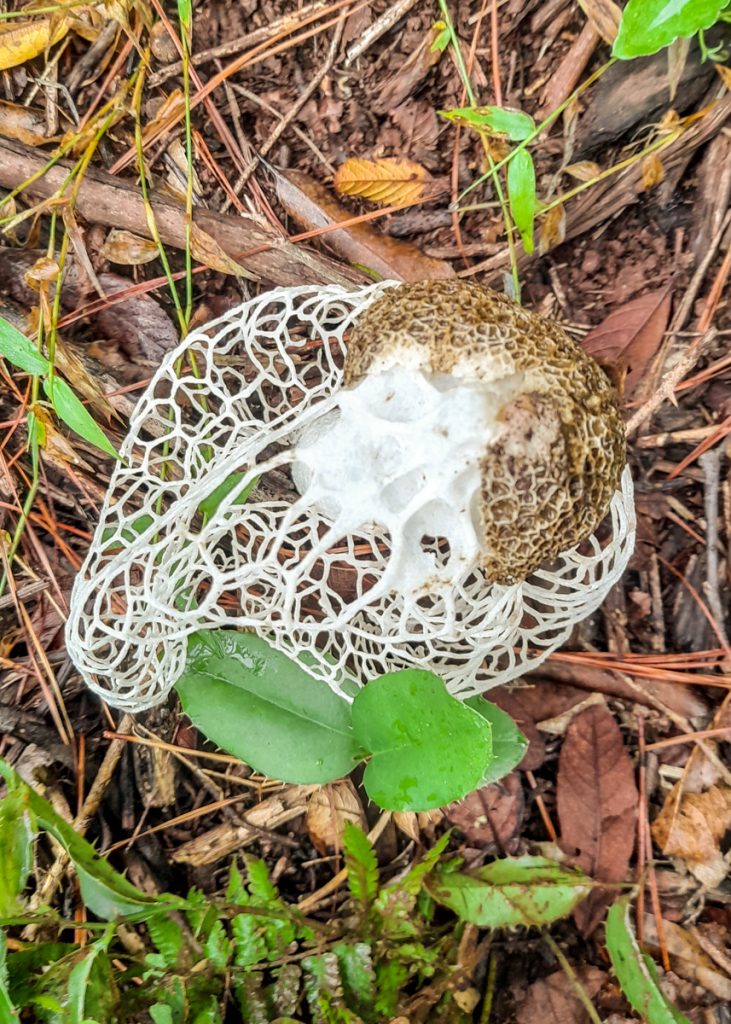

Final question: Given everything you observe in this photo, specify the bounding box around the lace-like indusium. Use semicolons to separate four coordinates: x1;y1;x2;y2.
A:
66;283;636;712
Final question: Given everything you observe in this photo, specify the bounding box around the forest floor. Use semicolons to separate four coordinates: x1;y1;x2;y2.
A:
1;0;731;1021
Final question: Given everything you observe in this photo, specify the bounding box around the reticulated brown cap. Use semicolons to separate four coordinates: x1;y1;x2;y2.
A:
345;280;626;584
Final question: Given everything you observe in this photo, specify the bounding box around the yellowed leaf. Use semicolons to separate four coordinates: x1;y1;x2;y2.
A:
538;204;566;256
716;64;731;90
101;228;159;266
306;780;366;854
667;36;691;102
142;88;185;143
190;222;257;279
0;16;68;71
642;152;665;190
564;160;602;182
577;0;621;44
658;108;682;133
334;156;429;206
23;256;60;291
0;99;53;146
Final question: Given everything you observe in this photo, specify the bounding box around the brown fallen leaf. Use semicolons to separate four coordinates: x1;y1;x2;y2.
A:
306;780;366;854
717;64;731;89
0;15;69;71
190;222;257;280
581;287;672;398
393;808;443;842
517;967;605;1024
101;229;160;266
643;914;731;1001
334;156;435;207
557;704;638;935
563;160;602;182
642;152;666;190
274;167;454;282
0;100;53;146
539;205;567;256
445;772;524;851
94;272;179;364
652;784;731;889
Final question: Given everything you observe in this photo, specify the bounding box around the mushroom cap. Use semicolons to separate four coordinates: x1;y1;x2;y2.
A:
345;280;626;583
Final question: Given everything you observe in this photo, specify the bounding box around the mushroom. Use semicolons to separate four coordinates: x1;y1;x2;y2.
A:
66;280;635;712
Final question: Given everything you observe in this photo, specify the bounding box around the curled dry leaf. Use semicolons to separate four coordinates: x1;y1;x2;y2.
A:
274;167;454;282
642;914;731;1001
0;15;69;71
101;229;160;266
564;160;602;182
0;100;53;146
557;704;638;935
652;783;731;889
306;780;366;854
641;152;665;190
539;205;567;256
581;287;672;398
445;772;524;851
94;272;179;364
393;808;444;842
516;966;605;1024
334;156;434;207
190;223;258;280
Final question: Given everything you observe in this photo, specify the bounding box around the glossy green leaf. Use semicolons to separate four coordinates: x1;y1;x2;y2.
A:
0;781;36;916
0;759;177;920
507;148;536;254
613;0;727;58
426;855;591;927
0;317;49;376
351;670;492;811
466;698;527;784
42;377;118;459
606;897;691;1023
440;105;535;140
176;630;364;784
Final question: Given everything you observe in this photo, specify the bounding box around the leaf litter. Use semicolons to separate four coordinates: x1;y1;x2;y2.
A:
0;0;731;1020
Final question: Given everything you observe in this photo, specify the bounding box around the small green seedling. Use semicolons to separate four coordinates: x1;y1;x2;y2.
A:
613;0;731;61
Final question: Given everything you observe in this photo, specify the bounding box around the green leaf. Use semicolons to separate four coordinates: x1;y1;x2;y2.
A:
0;781;36;915
507;148;536;254
67;941;117;1024
431;22;451;53
42;377;118;459
0;759;177;920
613;0;727;59
176;630;364;784
351;670;492;812
439;105;535;140
197;473;258;521
334;943;375;1013
426;855;591;927
147;915;184;968
0;316;49;375
343;823;379;910
466;698;527;784
0;933;20;1023
606;897;691;1023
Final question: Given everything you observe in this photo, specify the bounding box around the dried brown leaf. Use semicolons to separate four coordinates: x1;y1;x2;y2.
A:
190;222;257;279
101;229;160;266
334;157;431;207
445;772;524;851
0;100;52;146
94;272;179;363
642;915;731;1001
517;967;605;1024
274;167;454;282
557;705;637;935
305;780;366;854
717;64;731;89
577;0;621;44
539;205;566;255
564;160;602;182
652;784;731;888
641;152;665;190
581;287;672;397
667;36;692;102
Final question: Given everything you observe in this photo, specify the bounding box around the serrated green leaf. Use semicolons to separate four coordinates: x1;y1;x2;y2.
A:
203;919;231;973
0;316;49;375
42;377;118;459
343;822;379;910
439;105;535;140
352;670;492;812
613;0;727;58
334;942;375;1012
0;782;36;916
426;854;591;927
507;148;536;254
176;631;363;784
67;941;117;1024
466;698;527;784
606;897;691;1023
147;915;184;968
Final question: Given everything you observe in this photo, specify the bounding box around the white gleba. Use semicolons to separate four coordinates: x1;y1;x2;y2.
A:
66;281;636;712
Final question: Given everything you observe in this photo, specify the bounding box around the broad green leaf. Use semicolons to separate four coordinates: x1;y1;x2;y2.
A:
42;377;118;459
613;0;727;58
0;759;177;920
0;781;36;916
466;698;527;784
351;670;492;812
507;148;536;254
343;822;379;909
0;316;49;375
176;631;364;784
440;105;535;141
606;897;691;1023
198;473;258;521
426;855;591;927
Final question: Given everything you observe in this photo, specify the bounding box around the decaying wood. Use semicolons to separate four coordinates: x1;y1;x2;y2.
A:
0;138;366;289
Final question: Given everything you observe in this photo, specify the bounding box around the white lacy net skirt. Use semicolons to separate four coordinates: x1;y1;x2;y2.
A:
66;283;636;712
